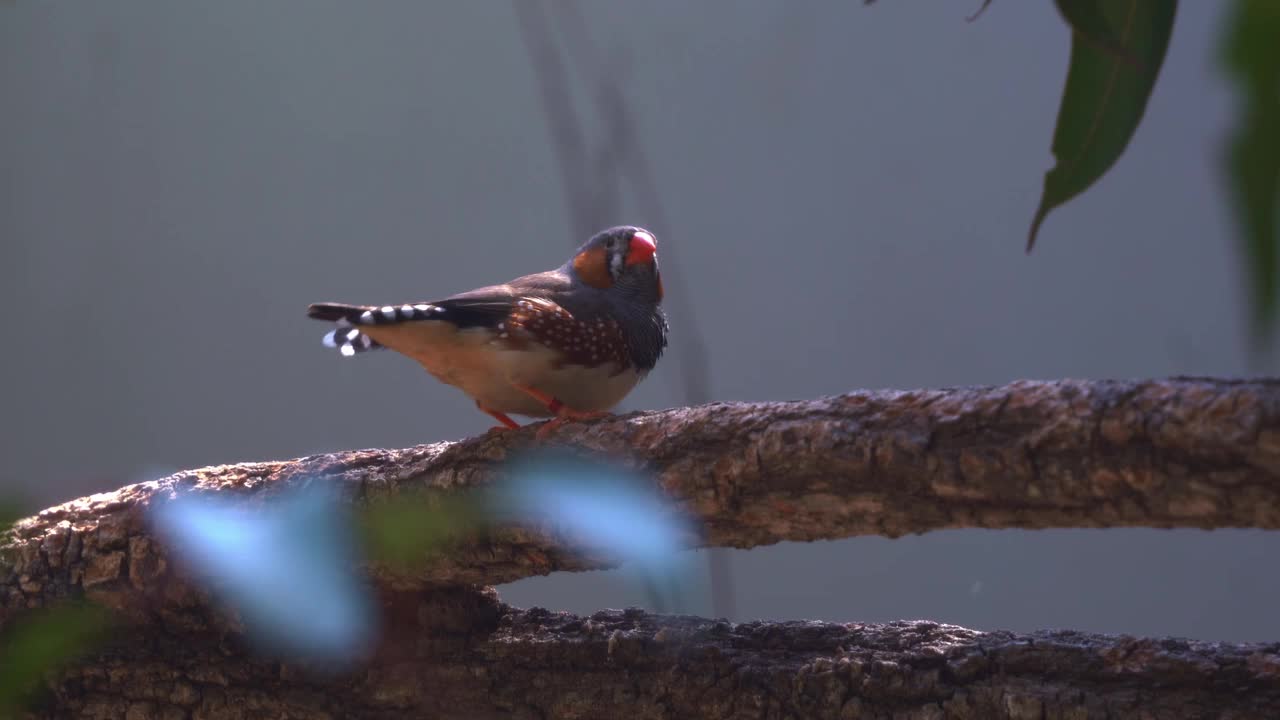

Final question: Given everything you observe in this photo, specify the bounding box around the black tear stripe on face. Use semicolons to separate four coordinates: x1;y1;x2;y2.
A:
607;236;625;282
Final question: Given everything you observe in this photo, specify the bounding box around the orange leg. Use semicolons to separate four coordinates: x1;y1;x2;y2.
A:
476;401;521;432
512;384;608;438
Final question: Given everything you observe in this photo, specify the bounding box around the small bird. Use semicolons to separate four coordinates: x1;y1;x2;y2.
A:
308;226;668;435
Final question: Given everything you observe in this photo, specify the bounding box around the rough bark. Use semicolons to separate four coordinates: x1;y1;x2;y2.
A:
4;377;1280;718
17;586;1280;720
8;377;1280;594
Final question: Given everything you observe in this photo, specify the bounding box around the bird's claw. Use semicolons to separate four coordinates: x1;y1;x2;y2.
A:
534;410;609;439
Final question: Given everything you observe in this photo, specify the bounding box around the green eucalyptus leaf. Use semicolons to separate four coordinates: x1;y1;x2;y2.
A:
1027;0;1177;252
1220;0;1280;340
1053;1;1144;69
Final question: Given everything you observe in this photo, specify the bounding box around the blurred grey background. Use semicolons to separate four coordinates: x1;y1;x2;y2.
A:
4;1;1277;642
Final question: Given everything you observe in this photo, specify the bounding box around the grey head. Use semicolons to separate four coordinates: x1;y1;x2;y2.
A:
557;225;669;372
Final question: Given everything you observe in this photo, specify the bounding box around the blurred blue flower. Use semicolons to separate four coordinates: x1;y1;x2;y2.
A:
151;481;375;663
492;451;694;576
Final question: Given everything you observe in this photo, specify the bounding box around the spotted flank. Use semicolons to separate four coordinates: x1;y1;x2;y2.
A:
308;301;446;357
507;298;631;369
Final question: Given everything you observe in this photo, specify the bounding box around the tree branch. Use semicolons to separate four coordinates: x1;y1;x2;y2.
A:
16;586;1280;719
8;377;1280;598
5;377;1280;717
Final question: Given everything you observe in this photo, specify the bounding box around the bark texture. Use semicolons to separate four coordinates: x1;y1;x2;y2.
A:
4;377;1280;718
16;586;1280;720
8;377;1280;594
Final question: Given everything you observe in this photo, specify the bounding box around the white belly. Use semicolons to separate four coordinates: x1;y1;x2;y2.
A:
360;321;642;417
476;344;643;417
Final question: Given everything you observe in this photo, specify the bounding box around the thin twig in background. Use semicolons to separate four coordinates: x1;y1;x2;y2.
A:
580;54;731;618
555;2;714;408
553;2;625;228
512;1;601;239
515;0;732;619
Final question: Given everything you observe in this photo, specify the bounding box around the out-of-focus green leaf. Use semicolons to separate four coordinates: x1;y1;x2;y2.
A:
0;506;20;536
1221;0;1280;340
359;492;482;570
0;602;111;715
0;495;31;537
1027;1;1177;251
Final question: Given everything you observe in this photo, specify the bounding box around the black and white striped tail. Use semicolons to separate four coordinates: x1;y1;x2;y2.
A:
320;323;380;357
308;302;446;358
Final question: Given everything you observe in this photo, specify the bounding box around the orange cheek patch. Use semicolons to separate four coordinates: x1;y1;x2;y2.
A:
573;246;613;289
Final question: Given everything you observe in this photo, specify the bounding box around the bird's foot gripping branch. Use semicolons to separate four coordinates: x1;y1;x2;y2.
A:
5;378;1280;718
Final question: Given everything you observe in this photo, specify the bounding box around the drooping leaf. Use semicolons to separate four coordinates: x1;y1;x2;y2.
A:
1027;1;1178;251
1053;1;1144;69
1220;0;1280;340
0;602;111;715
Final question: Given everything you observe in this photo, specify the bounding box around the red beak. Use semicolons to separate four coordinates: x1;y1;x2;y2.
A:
625;231;657;266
